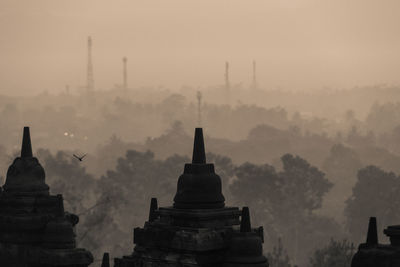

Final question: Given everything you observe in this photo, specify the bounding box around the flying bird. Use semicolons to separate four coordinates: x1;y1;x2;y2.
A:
73;153;87;162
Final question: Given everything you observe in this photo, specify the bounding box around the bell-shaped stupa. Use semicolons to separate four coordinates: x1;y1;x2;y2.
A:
174;128;225;209
3;127;49;195
351;217;400;267
0;127;93;267
113;128;268;267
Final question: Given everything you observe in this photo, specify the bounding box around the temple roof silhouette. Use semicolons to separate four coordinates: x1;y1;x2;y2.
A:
114;128;268;267
174;127;225;209
0;127;93;267
352;217;400;267
3;126;50;195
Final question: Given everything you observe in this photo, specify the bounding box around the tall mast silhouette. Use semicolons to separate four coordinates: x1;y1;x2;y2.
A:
86;36;94;92
123;57;128;90
225;61;230;105
225;61;230;92
252;60;257;90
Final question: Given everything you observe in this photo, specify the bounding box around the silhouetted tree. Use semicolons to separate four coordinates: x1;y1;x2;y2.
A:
267;238;292;267
321;144;362;221
145;120;192;159
97;150;188;257
35;149;114;259
230;154;334;266
309;239;355;267
345;165;400;242
366;102;400;134
280;154;332;213
231;162;280;226
37;149;97;213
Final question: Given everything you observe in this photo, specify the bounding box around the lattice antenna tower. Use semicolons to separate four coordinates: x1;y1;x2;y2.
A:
123;57;128;90
86;36;94;92
252;60;258;90
225;61;230;92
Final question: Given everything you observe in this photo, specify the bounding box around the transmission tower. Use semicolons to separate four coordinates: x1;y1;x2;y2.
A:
123;57;128;90
86;36;94;92
225;61;230;92
252;60;258;90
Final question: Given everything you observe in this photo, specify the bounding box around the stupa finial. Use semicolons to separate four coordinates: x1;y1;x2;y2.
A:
192;128;206;164
173;128;225;209
101;252;110;267
148;198;158;222
21;127;33;158
240;207;252;233
366;217;378;245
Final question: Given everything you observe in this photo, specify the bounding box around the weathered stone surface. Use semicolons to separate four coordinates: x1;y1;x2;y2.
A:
158;206;241;228
352;245;400;267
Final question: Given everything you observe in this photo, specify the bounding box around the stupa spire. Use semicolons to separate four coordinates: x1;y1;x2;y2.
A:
101;252;110;267
192;128;206;164
240;207;252;233
3;127;49;195
148;198;158;222
21;127;32;158
173;128;225;209
0;128;93;266
366;217;378;246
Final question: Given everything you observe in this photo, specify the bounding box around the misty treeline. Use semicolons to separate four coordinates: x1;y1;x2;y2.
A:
0;145;399;267
1;85;400;151
1;86;400;266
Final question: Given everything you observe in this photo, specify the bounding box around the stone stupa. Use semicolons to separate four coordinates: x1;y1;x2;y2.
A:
0;127;93;267
112;128;268;267
352;217;400;266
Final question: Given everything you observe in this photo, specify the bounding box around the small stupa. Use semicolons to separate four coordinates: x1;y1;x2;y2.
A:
0;127;93;267
352;217;400;267
113;128;268;267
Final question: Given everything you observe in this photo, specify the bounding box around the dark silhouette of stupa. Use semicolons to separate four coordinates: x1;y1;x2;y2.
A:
352;217;400;266
113;128;268;267
0;127;93;267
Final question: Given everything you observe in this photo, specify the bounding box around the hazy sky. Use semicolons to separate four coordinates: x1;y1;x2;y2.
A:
1;0;400;95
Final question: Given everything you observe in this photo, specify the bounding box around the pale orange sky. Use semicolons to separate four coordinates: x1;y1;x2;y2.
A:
1;0;400;95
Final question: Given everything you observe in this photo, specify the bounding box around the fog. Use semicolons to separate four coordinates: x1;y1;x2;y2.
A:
2;0;400;95
2;1;400;266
